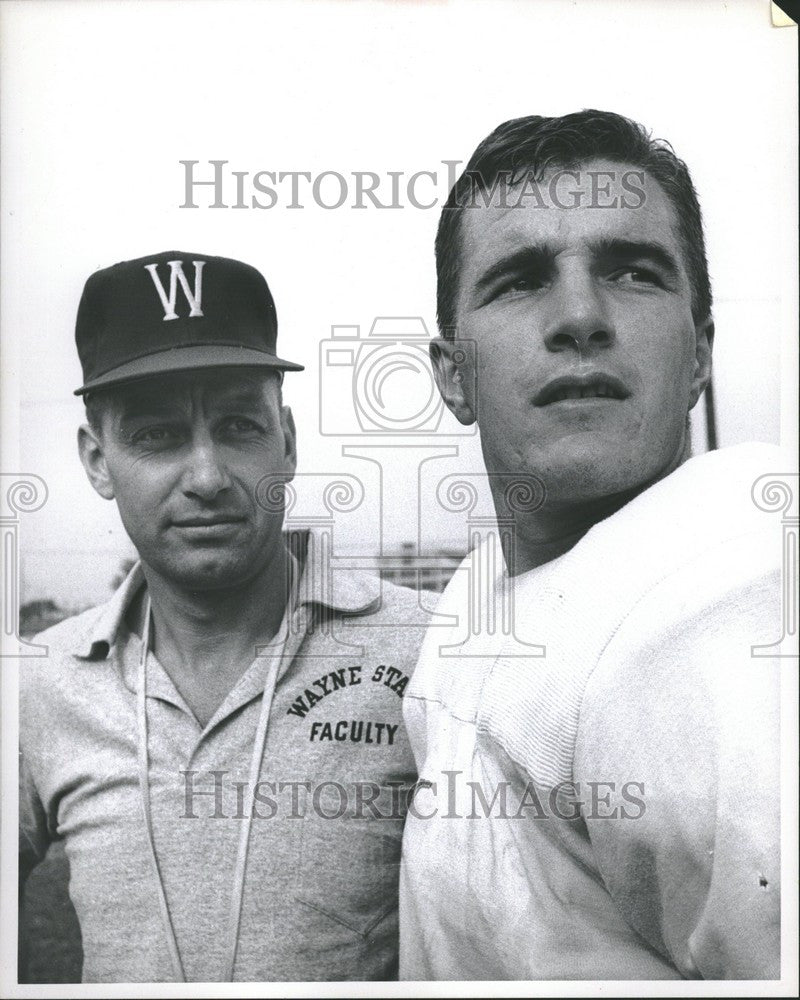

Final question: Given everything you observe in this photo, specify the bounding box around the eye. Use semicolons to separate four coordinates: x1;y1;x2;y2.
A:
131;425;179;445
221;416;264;435
495;273;546;299
610;267;661;286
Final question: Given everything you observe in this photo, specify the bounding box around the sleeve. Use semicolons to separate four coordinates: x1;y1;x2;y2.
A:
574;569;781;979
19;749;52;884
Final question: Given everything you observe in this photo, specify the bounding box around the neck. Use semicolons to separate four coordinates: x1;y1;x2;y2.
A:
497;441;692;576
499;490;632;575
140;545;293;671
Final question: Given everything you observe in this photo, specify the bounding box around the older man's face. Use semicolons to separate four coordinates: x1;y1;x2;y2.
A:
449;159;712;505
80;369;296;591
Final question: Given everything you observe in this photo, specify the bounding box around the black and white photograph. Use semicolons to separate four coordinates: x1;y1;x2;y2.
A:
1;0;797;996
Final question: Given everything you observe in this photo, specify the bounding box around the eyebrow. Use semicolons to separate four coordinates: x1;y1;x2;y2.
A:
473;237;682;295
592;238;681;283
474;246;551;296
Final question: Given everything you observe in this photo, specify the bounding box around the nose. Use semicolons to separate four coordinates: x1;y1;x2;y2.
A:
182;437;233;501
543;269;615;354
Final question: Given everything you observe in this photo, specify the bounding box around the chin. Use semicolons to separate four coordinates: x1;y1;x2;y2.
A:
158;552;261;592
526;440;664;506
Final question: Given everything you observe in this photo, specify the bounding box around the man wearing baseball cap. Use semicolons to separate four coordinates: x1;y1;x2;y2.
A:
19;251;426;983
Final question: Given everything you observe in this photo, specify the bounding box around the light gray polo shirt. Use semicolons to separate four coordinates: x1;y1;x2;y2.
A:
20;545;429;983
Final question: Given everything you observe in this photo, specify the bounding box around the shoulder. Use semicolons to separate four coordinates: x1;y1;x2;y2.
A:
566;441;785;701
374;577;434;619
31;603;107;653
339;576;433;672
576;539;781;787
578;436;783;704
553;441;785;689
580;443;786;577
473;446;786;787
629;442;786;548
21;601;113;708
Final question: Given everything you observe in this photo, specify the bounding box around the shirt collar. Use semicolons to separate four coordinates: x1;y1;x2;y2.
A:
71;561;146;659
71;532;381;659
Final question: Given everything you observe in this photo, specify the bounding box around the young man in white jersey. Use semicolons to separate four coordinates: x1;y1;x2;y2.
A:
400;111;784;981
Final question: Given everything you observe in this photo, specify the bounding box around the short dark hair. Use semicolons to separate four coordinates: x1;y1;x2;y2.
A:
435;109;712;337
84;368;284;434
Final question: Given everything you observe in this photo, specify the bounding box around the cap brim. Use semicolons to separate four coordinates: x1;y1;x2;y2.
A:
74;344;304;395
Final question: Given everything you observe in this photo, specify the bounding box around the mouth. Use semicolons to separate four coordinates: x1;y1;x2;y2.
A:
535;373;629;406
171;515;246;529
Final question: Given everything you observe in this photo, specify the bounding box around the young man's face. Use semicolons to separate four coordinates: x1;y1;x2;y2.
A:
441;159;713;506
79;369;296;591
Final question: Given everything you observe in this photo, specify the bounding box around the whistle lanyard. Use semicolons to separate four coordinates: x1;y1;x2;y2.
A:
136;568;301;983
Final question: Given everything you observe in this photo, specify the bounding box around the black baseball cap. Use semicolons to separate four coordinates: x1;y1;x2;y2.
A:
74;250;304;395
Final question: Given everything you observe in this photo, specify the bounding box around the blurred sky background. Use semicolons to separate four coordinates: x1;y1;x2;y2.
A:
2;0;797;610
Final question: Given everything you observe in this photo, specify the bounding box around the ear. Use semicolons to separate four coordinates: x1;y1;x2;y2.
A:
430;337;477;425
280;405;298;481
688;316;714;410
78;424;116;500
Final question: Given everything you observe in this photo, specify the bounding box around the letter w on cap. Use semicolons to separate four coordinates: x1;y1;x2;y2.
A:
144;260;205;320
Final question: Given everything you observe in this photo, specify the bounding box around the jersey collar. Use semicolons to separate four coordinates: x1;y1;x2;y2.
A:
71;532;382;660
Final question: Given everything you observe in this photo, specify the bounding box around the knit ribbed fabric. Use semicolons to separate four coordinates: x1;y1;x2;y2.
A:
400;443;785;981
